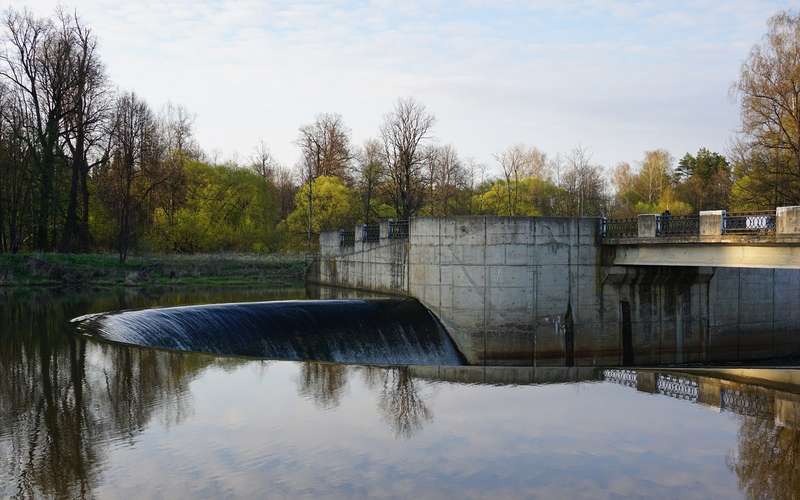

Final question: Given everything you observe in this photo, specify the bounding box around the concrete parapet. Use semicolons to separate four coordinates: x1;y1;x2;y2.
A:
777;206;800;235
700;210;725;237
637;214;658;238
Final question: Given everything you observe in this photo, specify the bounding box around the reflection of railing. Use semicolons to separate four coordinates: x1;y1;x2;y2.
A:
721;388;773;419
388;220;409;240
723;211;776;235
603;369;637;387
656;374;698;401
600;218;637;239
656;215;699;237
603;369;784;423
362;224;380;243
339;230;355;247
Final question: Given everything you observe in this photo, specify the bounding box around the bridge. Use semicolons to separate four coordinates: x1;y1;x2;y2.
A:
311;209;800;367
601;206;800;269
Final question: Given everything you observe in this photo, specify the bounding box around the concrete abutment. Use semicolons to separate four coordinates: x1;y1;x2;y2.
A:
314;216;800;366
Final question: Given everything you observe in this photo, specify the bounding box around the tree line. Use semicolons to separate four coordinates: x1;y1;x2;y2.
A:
0;8;798;258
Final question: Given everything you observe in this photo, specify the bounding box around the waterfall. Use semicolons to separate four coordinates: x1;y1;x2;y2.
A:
72;299;464;366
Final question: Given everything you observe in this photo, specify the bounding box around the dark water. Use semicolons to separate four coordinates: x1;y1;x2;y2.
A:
2;287;800;499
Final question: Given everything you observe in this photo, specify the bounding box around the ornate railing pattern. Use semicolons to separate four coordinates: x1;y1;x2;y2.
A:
388;220;409;240
362;224;380;243
656;374;699;401
602;369;638;388
720;389;773;419
601;218;637;239
339;230;355;247
723;211;776;235
656;215;699;237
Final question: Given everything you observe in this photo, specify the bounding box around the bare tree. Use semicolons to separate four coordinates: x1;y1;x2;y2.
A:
59;11;111;251
297;113;352;181
250;139;277;182
559;146;607;216
495;144;528;216
380;98;435;219
107;92;156;262
0;9;79;249
427;144;465;216
354;138;384;223
734;10;800;204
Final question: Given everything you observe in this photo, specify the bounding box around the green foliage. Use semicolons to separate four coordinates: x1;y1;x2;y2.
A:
472;177;564;216
282;176;357;250
91;160;281;254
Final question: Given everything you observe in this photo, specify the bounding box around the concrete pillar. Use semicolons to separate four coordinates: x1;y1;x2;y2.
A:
699;210;725;237
637;214;658;238
777;206;800;235
379;221;391;240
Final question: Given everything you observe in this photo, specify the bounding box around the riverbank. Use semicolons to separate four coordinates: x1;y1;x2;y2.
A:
0;253;307;288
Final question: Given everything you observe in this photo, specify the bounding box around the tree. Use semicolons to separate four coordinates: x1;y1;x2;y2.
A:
250;139;277;182
558;146;607;216
354;138;385;223
734;11;800;205
426;144;466;216
380;98;435;219
674;148;731;211
59;11;110;251
282;175;356;250
297;113;352;249
105;92;157;262
495;144;528;216
0;9;79;249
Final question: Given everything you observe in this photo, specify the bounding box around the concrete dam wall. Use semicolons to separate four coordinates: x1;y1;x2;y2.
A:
314;216;800;366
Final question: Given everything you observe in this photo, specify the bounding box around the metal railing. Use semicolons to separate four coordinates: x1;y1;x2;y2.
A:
723;210;776;235
362;223;380;243
388;220;409;240
339;230;355;247
656;215;699;237
601;218;637;239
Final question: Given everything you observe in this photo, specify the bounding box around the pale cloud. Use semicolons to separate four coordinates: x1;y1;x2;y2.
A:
1;0;795;174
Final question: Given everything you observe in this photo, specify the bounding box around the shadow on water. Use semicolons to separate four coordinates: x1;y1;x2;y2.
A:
3;287;800;498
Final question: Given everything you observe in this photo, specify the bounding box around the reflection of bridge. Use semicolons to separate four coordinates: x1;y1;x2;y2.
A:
602;206;800;269
603;369;800;427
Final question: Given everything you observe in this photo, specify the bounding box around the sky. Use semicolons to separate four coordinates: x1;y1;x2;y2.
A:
2;0;796;176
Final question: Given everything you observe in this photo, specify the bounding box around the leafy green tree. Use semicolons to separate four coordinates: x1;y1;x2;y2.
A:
674;148;731;211
281;176;357;250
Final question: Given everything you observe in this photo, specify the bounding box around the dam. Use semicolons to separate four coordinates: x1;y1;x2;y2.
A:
311;208;800;366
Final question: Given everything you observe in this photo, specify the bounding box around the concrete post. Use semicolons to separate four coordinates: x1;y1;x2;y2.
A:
637;214;658;238
354;224;365;252
379;221;391;240
777;206;800;235
699;210;725;237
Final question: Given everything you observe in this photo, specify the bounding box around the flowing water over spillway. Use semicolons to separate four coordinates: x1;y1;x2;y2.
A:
72;298;465;365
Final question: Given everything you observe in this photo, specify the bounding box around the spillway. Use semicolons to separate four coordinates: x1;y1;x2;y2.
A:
71;299;464;366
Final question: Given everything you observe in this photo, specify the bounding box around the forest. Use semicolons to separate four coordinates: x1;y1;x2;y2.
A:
0;8;799;259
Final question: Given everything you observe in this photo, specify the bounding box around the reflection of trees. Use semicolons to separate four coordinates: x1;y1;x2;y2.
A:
0;290;243;499
729;414;800;500
297;362;349;409
359;366;431;438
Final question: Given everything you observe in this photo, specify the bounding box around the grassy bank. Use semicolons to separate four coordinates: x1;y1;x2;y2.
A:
0;253;307;288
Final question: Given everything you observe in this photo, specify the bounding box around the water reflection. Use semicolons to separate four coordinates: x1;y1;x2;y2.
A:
3;288;800;498
298;362;349;409
603;369;800;499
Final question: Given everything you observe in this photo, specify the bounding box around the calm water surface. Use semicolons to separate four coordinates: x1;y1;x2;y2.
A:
1;287;799;499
